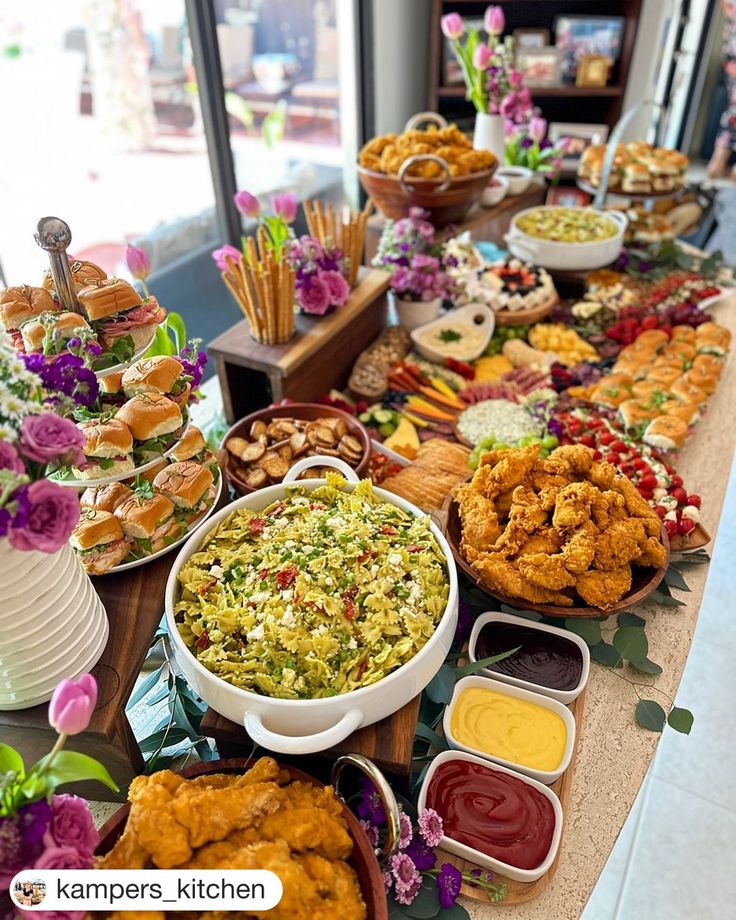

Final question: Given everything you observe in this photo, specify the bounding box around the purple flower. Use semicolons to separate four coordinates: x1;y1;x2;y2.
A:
8;480;80;553
358;819;379;849
436;862;463;909
297;276;331;316
418;808;444;847
390;852;421;893
212;244;243;272
382;870;393;893
19;413;84;465
43;795;99;857
455;599;475;645
521;136;534;148
66;337;81;350
272;192;297;224
0;818;22;873
398;812;413;849
85;341;103;357
395;874;422;906
0;441;24;474
405;834;437;871
233;190;260;218
540;137;553;150
320;270;350;307
356;775;386;825
638;260;653;273
18;801;53;846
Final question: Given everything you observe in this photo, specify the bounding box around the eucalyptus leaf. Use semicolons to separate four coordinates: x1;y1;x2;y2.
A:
613;627;648;662
388;904;412;920
628;657;663;675
664;567;691;592
635;699;666;732
455;647;521;676
589;641;622;668
402;876;441;918
33;751;118;793
437;905;471;919
138;726;191;753
413;761;431;796
0;743;24;775
126;664;164;710
425;664;456;704
563;619;602;645
500;604;542;621
617;612;645;628
667;707;694;734
414;722;448;751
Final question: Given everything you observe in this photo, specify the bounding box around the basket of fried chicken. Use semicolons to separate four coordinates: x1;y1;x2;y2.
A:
445;444;669;616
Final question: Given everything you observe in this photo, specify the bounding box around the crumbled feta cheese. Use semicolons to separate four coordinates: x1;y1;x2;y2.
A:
209;564;224;578
281;589;294;600
347;637;358;649
370;564;379;577
247;624;265;641
325;576;333;586
388;553;403;567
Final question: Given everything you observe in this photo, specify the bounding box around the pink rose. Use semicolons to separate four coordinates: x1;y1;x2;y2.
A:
8;480;80;553
19;414;84;466
298;276;331;315
43;795;99;857
212;244;243;272
320;270;350;307
0;441;24;474
35;844;92;871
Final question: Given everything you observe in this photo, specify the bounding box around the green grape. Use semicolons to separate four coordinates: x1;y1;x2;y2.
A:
479;434;496;449
492;442;510;450
539;448;549;459
542;434;559;449
518;435;533;446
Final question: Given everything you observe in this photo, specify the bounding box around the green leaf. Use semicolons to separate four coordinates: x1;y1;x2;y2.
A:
126;664;164;710
412;761;430;796
629;657;663;675
455;647;521;677
664;566;691;592
613;627;648;662
590;641;622;668
667;707;694;734
166;312;187;354
414;722;448;751
402;875;441;918
425;664;456;705
33;751;119;792
139;726;191;753
500;604;542;621
635;699;667;732
0;743;24;775
617;612;645;628
564;619;602;646
437;905;470;919
648;589;685;607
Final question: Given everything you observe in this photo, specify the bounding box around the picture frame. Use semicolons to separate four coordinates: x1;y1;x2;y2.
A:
512;28;550;52
548;122;609;170
515;46;562;88
442;17;484;86
554;15;625;83
576;54;610;88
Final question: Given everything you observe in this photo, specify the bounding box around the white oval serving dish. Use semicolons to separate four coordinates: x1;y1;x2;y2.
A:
417;748;563;883
468;611;590;704
443;674;576;784
165;455;459;755
410;303;495;363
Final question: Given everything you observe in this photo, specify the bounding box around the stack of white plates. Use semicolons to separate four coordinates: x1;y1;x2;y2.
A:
0;542;109;711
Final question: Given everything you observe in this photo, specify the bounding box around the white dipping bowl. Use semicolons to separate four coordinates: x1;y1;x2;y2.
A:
481;174;510;207
496;166;533;196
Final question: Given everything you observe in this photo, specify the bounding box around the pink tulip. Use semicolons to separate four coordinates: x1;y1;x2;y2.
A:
272;192;297;224
125;244;150;281
440;13;464;41
212;244;243;271
233;190;260;218
48;674;98;736
528;116;547;142
472;43;491;70
504;118;516;138
484;5;505;36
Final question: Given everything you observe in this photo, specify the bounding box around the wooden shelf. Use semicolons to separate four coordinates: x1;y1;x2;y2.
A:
437;84;623;98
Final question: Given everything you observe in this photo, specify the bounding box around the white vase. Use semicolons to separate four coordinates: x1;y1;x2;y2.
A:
473;112;506;166
391;293;443;332
0;541;109;711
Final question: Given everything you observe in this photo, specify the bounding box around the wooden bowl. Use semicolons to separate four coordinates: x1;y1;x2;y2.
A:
357;157;495;227
493;291;559;327
96;758;388;920
222;403;372;496
442;492;670;619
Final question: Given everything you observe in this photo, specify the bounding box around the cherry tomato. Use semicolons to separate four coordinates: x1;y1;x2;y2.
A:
580;434;596;448
655;505;666;519
638;489;654;501
664;519;679;538
633;458;648;471
639;474;657;490
588;418;603;429
641;315;659;330
671;486;688;504
687;494;701;508
678;518;696;535
599;431;614;446
606;452;620;467
592;449;602;460
670;474;683;488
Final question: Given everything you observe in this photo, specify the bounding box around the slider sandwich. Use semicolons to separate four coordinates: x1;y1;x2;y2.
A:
671;325;697;344
692;354;723;377
77;278;166;353
642;416;688;451
662;400;700;426
21;312;91;354
80;481;134;513
98;371;127;409
0;285;57;334
42;259;107;294
683;366;718;395
74;418;134;480
122;355;191;407
647;365;682;388
695;322;731;356
114;492;180;554
618;399;660;429
153;461;216;524
115;393;183;459
71;510;129;575
670;379;707;406
621;161;651;194
170;425;218;474
643;155;679;192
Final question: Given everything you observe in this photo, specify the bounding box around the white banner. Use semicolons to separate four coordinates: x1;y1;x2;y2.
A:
10;870;283;912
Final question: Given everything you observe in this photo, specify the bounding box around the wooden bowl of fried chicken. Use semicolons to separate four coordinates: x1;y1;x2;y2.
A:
95;756;387;920
444;443;669;618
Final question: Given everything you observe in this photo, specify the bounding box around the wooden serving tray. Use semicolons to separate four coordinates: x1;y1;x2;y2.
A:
438;687;586;905
493;291;559;327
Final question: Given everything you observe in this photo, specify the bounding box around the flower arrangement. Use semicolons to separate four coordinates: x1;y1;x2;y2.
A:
212;189;297;268
442;6;531;122
356;776;506;916
0;674;118;919
505;116;565;179
286;236;350;316
372;208;453;302
0;340;83;552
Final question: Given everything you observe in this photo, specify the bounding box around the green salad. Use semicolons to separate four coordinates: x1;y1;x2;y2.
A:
175;474;449;699
516;207;617;243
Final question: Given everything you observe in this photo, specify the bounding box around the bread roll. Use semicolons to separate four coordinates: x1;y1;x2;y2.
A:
78;279;142;321
0;285;56;330
115;393;182;440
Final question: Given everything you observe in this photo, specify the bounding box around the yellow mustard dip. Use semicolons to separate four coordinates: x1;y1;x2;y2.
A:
451;686;566;772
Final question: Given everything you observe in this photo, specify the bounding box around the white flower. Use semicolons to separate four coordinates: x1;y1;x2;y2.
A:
7;357;25;377
0;391;29;421
0;422;18;442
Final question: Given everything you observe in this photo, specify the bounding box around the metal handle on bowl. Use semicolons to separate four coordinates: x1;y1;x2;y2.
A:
604;209;629;233
398;155;452;194
331;753;402;861
403;111;448;132
244;708;364;755
282;455;361;484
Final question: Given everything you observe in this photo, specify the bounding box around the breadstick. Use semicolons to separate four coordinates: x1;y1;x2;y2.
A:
326;202;335;243
241;264;262;340
257;226;269;263
304;198;317;238
315;200;326;243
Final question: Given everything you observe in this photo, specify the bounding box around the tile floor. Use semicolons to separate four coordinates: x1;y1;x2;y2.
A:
581;457;736;920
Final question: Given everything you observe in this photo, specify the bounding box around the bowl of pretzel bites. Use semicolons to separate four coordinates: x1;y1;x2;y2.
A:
357;121;496;226
223;403;372;494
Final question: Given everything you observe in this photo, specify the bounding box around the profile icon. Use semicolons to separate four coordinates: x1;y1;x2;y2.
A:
12;877;46;907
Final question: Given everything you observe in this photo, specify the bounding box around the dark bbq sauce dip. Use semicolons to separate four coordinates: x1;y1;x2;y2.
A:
475;621;583;692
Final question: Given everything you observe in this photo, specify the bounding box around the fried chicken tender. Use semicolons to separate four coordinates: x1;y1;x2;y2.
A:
495;486;547;554
517;552;577;590
552;481;599;531
298;853;367;920
516;526;564;556
256;782;353;861
614;474;660;522
96;824;150;869
457;484;501;551
638;535;668;568
172;782;283;850
588;461;617;490
470;552;574;606
473;444;539;499
127;771;191;868
591;489;626;529
594;519;647;571
546;444;594;476
561;521;598;574
576;566;632;609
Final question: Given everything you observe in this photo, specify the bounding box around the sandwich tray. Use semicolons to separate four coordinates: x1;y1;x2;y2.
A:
49;409;190;489
94;329;156;379
576;179;685;201
99;471;223;574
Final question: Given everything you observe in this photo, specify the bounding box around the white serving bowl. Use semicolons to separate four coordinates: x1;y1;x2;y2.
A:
443;674;576;784
165;455;459;755
505;206;627;271
410;303;495;363
468;611;590;705
496;166;533;196
417;749;563;883
480;174;510;207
